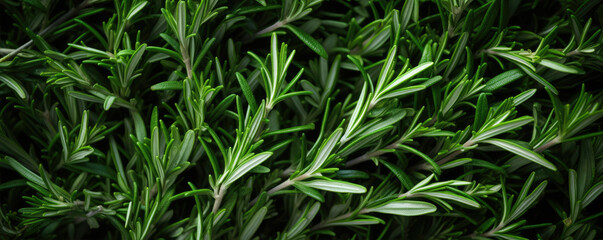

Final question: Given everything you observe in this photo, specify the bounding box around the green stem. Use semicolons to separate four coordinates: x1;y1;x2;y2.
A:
256;20;287;36
249;174;310;206
212;185;227;214
534;136;561;153
483;224;504;237
180;44;193;79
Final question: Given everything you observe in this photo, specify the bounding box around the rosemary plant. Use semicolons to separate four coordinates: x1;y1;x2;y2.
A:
1;0;602;239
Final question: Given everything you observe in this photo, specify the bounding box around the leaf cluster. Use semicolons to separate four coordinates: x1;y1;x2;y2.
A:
0;0;602;239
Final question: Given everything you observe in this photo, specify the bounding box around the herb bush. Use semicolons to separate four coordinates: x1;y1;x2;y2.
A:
1;0;602;239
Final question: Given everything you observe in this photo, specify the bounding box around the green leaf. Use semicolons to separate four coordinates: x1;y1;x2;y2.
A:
284;25;327;58
224;152;272;186
473;93;488;130
336;170;369;179
374;46;398;95
176;1;187;43
127;1;148;21
173;130;195;167
568;169;578;213
517;65;558;95
539;59;583;74
441;79;466;115
0;74;27;99
476;1;498;41
380;159;413;190
151;81;182;91
419;191;480;208
563;131;603;143
444;32;468;79
293;182;325;202
0;179;27;190
5;157;44;187
125;44;146;84
240;207;267;240
76;110;88;148
347;55;371;91
494;233;530;240
483;69;524;92
324;216;384;227
287;202;321;237
68;91;102;104
146;46;182;61
582;181;603;208
67;43;111;58
69;147;93;163
131;111;146;141
342;83;369;141
565;110;603;139
482;139;556;171
307;128;342;174
512;89;536;106
399;0;416;32
507;180;547;224
239;102;266;153
68;162;116;181
495;51;535;71
236;72;259;114
262;123;314;138
441;158;472;169
298;179;367;194
103;96;116;110
110;138;128;192
170;189;213;201
569;15;583;45
381;62;434;94
472;116;533;143
411;179;471;193
378;85;426;100
368;200;437;216
399;144;440;175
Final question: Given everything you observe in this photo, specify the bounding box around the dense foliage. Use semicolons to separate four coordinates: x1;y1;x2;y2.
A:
1;0;602;239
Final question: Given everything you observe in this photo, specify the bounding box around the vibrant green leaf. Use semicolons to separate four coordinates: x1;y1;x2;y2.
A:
240;207;267;240
293;182;325;202
284;25;327;58
539;59;583;74
482;139;556;171
0;74;27;99
368;200;437;216
224;152;272;186
298;179;367;194
483;69;524;92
